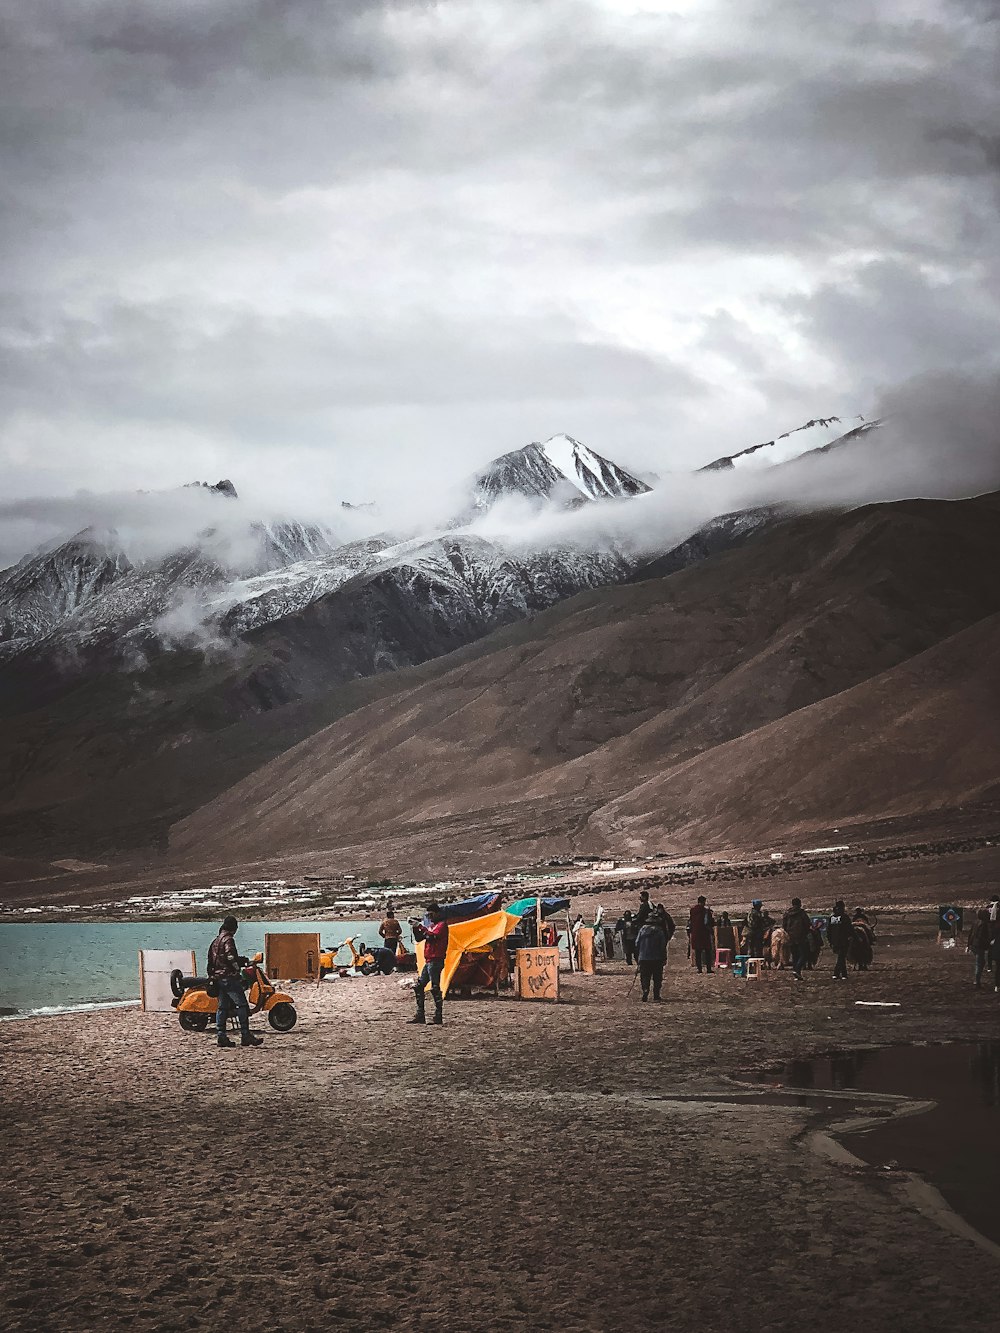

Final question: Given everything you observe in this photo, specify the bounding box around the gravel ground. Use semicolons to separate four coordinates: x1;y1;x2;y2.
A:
2;911;998;1332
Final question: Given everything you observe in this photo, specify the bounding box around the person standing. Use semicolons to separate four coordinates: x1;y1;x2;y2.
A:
967;909;992;988
410;902;449;1026
615;910;639;966
743;900;766;959
634;890;652;932
655;904;677;950
208;916;263;1049
827;900;852;981
379;907;403;956
782;898;812;981
636;911;668;1002
688;896;715;973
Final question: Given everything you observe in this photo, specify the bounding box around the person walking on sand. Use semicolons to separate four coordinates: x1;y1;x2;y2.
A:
688;895;715;973
208;916;263;1049
615;910;639;966
410;902;449;1026
379;906;403;957
636;910;668;1002
967;909;992;989
782;898;812;981
827;900;853;981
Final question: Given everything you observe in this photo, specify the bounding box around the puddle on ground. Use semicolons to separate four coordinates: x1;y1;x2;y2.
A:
762;1042;1000;1246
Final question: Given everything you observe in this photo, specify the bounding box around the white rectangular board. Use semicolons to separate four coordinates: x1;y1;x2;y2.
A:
139;948;197;1012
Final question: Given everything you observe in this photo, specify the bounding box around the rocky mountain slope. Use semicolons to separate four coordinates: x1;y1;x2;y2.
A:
168;491;1000;880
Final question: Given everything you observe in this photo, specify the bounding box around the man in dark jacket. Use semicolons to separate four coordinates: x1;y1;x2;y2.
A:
208;916;263;1049
615;910;639;966
634;890;652;932
967;909;992;988
743;901;765;958
782;898;812;981
688;896;715;973
827;900;853;981
636;912;668;1002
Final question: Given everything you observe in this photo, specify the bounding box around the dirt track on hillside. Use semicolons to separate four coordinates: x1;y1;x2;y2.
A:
3;916;1000;1332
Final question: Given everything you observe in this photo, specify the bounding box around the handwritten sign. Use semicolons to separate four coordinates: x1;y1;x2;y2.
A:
515;947;560;1002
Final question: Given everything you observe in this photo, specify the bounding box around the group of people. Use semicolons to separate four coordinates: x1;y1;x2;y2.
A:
615;891;875;993
966;896;1000;990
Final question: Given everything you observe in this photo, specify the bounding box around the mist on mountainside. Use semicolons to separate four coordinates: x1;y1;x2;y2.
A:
0;367;996;579
469;368;1000;557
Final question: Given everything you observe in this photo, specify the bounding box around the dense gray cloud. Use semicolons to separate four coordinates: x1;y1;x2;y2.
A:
1;0;998;545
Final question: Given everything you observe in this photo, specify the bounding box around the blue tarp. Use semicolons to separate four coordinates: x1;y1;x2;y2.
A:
437;892;504;923
507;896;571;921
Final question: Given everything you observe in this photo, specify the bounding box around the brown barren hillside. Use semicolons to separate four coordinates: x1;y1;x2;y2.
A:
170;493;1000;875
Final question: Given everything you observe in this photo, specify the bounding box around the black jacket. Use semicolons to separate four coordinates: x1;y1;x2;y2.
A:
827;913;853;951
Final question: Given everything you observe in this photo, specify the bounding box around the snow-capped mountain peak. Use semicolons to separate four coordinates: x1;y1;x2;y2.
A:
472;434;651;511
538;434;652;501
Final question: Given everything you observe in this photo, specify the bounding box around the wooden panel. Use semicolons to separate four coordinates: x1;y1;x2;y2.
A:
515;947;560;1002
265;932;322;981
576;927;595;974
139;949;196;1012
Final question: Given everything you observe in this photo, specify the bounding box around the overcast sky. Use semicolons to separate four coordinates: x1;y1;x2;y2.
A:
1;0;998;523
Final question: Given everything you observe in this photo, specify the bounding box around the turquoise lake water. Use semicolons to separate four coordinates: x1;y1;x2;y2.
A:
0;919;413;1018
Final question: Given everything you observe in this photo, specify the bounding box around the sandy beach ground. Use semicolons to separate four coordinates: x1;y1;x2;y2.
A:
3;907;999;1332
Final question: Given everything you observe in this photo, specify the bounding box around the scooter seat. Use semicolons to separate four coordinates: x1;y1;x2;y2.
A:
170;968;217;1001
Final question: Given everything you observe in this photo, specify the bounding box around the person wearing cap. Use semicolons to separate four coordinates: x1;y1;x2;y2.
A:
207;916;263;1049
743;900;766;959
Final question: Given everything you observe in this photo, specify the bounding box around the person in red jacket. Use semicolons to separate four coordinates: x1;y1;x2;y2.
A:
409;902;449;1025
688;896;715;973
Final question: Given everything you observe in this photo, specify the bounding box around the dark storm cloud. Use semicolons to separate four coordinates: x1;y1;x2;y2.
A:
0;0;998;532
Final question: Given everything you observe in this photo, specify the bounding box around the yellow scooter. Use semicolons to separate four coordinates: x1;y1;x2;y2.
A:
170;953;297;1033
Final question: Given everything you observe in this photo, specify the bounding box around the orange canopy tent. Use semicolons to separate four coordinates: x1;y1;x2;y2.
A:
414;909;521;996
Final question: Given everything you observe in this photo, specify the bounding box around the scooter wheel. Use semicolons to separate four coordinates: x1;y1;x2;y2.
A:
267;1002;297;1032
178;1012;209;1032
170;969;185;999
